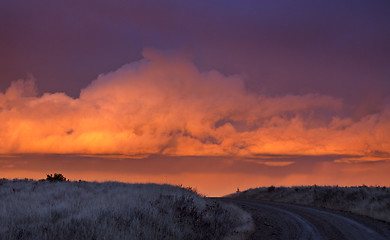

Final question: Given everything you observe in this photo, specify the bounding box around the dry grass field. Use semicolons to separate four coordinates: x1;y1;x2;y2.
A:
231;185;390;222
0;179;253;240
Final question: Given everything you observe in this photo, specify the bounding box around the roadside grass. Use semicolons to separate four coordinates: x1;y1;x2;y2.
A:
231;185;390;222
0;179;253;240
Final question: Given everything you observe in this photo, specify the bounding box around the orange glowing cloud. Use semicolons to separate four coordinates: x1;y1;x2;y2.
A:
0;48;389;158
334;156;390;163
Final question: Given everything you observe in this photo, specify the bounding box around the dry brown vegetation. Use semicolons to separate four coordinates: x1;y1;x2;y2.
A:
231;185;390;222
0;179;254;240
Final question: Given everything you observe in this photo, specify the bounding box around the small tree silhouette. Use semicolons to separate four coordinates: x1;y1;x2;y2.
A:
46;173;67;182
267;186;276;192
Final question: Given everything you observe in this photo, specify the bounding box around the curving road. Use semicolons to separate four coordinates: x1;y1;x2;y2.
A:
223;198;390;240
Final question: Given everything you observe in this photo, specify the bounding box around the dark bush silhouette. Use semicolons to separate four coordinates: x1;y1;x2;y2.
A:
267;186;276;192
46;173;67;182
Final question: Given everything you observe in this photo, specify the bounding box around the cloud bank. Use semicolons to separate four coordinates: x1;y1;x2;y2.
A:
1;49;389;158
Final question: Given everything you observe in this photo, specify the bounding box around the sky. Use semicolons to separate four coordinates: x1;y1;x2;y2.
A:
1;1;390;196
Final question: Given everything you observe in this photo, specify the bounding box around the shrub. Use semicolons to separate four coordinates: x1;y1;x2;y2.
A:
46;173;67;182
267;186;276;192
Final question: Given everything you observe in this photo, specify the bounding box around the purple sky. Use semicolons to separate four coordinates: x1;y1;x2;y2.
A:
1;1;390;110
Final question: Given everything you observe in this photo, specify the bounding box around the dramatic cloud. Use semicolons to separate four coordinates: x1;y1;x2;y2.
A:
1;49;389;158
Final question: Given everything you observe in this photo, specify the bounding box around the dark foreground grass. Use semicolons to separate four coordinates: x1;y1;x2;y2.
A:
0;179;253;240
231;185;390;222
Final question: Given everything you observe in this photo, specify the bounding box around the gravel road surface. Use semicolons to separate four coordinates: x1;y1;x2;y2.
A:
223;198;390;240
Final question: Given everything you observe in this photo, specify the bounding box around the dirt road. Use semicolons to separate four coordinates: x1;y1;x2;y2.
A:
223;198;390;240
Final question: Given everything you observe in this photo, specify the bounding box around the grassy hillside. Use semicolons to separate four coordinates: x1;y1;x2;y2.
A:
231;185;390;222
0;179;253;240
